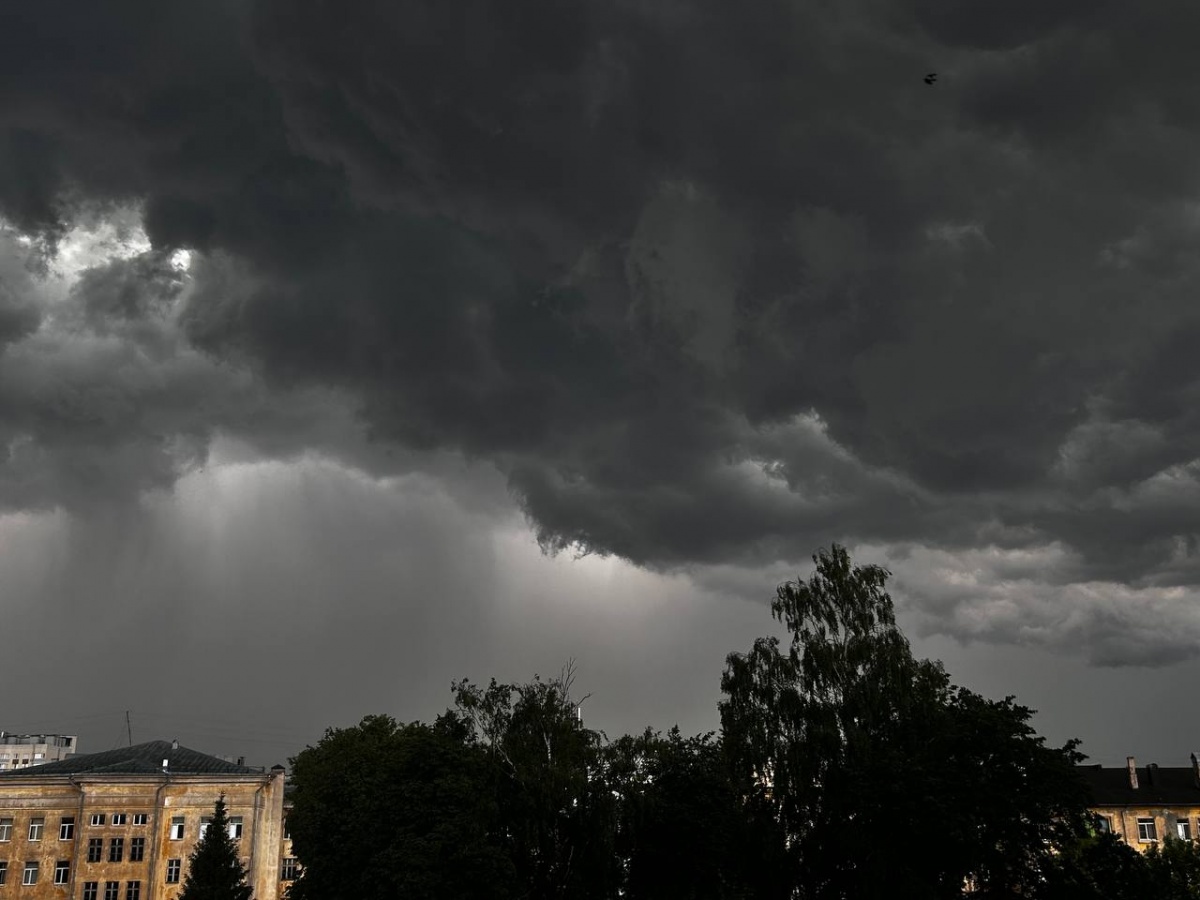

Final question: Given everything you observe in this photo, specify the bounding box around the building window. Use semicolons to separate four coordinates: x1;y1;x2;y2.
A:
280;858;299;881
228;817;243;840
165;860;181;884
29;817;44;841
54;861;70;885
169;817;185;840
1138;818;1158;842
111;814;127;827
125;881;141;900
104;881;120;900
83;883;98;900
0;861;7;885
0;817;11;841
282;818;290;841
1094;814;1112;833
129;837;146;862
132;814;148;827
1180;819;1193;841
91;814;106;827
109;837;125;862
88;837;104;862
23;862;39;886
199;817;211;839
60;816;76;840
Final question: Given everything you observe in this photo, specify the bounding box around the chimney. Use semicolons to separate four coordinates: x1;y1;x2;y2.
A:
1128;756;1139;790
161;759;169;772
236;756;244;766
171;739;179;750
1148;763;1159;787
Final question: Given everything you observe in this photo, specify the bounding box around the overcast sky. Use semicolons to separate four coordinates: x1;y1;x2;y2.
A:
3;0;1200;770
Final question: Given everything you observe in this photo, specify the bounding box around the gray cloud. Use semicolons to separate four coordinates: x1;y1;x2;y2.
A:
0;463;771;764
3;0;1200;668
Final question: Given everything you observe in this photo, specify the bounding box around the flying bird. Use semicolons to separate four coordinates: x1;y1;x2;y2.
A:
924;73;938;85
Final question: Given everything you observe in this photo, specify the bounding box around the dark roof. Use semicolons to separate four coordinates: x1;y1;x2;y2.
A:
1080;764;1200;806
0;741;259;778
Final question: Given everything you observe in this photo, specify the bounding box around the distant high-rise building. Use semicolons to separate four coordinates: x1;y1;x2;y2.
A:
0;734;77;771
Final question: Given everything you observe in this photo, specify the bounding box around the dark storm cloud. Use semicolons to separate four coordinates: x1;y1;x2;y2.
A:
5;0;1200;659
0;234;42;345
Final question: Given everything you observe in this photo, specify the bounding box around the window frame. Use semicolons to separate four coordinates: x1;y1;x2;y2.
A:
104;881;120;900
129;836;146;862
1137;817;1159;842
125;880;141;900
280;858;299;881
1179;819;1193;841
54;860;70;885
60;816;75;841
108;836;125;863
87;837;104;862
0;817;11;841
165;859;181;884
28;816;44;841
0;861;7;886
22;861;39;886
132;814;148;827
90;814;106;827
111;813;127;827
228;816;243;840
83;882;98;900
169;817;185;841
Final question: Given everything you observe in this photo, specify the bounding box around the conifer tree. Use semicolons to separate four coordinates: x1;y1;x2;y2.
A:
178;795;253;900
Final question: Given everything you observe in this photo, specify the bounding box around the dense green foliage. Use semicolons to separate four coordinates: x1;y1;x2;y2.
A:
285;714;512;900
452;671;621;899
719;545;1091;898
1042;831;1158;898
606;727;789;899
178;795;253;900
287;545;1196;899
1043;831;1200;898
287;668;615;900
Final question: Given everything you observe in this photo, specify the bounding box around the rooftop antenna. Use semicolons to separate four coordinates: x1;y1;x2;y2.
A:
126;711;132;748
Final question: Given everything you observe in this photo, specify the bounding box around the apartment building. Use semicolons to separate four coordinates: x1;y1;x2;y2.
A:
0;736;77;773
1081;755;1200;848
0;741;297;899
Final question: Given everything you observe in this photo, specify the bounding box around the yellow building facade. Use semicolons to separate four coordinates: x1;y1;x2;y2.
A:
0;741;298;900
1082;756;1200;850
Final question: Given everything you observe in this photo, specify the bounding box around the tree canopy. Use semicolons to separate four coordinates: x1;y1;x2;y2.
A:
452;668;621;899
287;666;616;900
285;544;1129;900
1043;830;1200;899
605;727;789;899
719;544;1091;898
285;714;512;900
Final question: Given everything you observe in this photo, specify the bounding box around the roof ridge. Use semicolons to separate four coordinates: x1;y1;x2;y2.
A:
0;738;261;778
